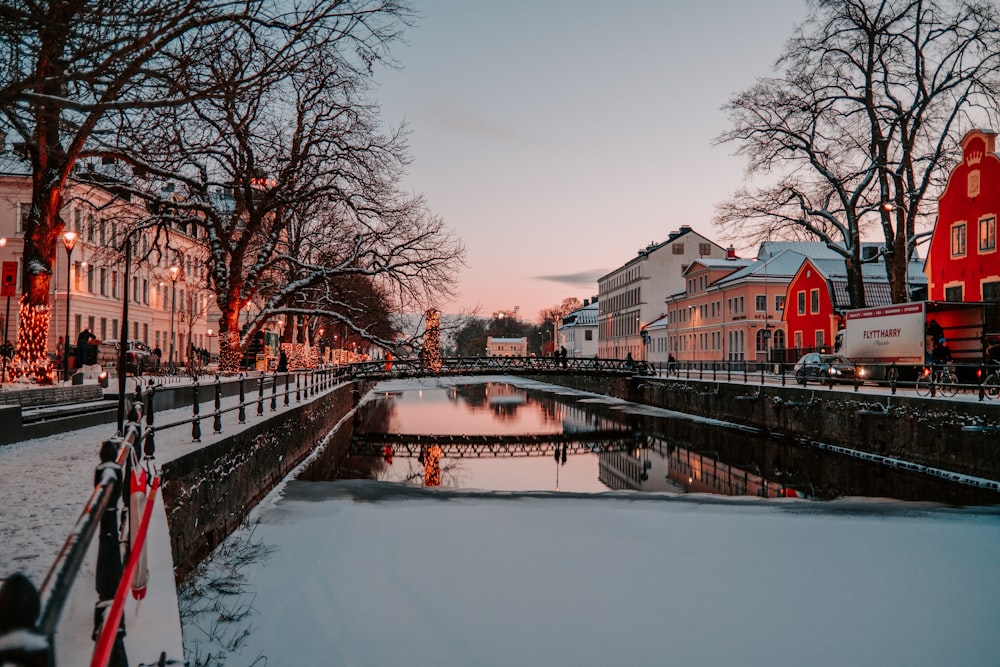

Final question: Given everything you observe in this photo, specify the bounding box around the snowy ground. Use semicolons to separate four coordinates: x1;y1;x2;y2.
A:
182;481;1000;667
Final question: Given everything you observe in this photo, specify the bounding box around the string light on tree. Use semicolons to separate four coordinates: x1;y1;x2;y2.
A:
423;308;442;373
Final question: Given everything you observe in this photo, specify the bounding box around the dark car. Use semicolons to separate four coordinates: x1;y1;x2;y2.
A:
98;339;152;374
793;353;867;385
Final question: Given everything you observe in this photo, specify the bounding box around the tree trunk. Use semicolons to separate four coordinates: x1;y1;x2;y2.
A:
218;306;243;374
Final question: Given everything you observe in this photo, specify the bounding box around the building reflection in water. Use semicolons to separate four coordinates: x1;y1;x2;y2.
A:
330;381;996;504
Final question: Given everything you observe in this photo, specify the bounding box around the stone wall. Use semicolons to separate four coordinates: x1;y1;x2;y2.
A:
532;374;1000;482
160;381;366;582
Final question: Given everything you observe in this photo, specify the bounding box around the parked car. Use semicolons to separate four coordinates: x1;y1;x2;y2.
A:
793;353;867;385
97;339;153;374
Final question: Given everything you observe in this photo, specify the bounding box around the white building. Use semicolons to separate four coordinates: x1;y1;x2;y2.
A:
0;149;218;371
486;336;527;357
597;226;727;360
557;298;598;358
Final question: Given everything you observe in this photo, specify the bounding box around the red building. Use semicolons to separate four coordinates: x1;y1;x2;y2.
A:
783;252;925;356
926;129;1000;302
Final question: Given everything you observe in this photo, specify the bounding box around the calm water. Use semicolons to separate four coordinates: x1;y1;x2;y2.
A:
300;377;1000;506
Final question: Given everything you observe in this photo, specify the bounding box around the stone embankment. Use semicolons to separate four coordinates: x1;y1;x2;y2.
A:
161;381;368;581
531;374;1000;484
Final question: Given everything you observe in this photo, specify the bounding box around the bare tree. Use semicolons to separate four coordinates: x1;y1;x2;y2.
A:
716;0;1000;306
0;0;411;369
132;9;461;372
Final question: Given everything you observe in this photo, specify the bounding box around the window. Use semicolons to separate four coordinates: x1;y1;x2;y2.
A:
984;281;1000;301
815;330;825;349
797;291;806;315
100;317;107;340
951;223;967;257
87;266;94;294
755;295;766;312
699;242;711;256
945;285;964;302
584;330;593;341
87;214;95;242
672;243;685;255
99;219;107;246
810;289;820;314
16;202;30;233
99;268;107;296
111;271;119;299
74;209;82;233
980;216;996;253
775;295;785;312
794;331;803;349
756;329;770;353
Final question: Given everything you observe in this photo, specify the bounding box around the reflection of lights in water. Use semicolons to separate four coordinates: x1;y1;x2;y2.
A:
424;445;442;486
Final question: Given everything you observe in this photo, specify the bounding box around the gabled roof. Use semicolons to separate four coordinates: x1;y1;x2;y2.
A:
712;250;811;287
682;258;753;275
561;301;598;327
797;257;928;310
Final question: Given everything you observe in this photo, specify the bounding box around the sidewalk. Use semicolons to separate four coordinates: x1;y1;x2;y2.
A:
0;374;331;666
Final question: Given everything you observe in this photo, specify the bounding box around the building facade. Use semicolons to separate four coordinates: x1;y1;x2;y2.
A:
597;226;727;360
783;250;927;357
486;336;527;357
654;245;803;365
0;152;218;371
925;128;1000;302
557;298;598;358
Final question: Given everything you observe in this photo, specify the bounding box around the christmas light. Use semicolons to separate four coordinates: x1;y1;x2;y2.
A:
423;308;442;373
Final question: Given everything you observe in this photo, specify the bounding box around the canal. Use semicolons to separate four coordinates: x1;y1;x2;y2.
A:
302;377;999;506
179;377;1000;666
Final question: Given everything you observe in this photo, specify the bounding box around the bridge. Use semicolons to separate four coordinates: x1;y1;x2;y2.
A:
351;430;644;458
341;355;652;381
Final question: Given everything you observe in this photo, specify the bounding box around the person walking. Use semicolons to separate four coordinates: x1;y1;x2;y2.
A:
76;328;96;368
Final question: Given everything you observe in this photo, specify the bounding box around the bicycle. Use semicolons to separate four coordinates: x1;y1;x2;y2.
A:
914;365;958;397
981;363;1000;400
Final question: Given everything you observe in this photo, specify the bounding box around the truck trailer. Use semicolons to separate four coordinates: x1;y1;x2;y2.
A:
834;301;998;383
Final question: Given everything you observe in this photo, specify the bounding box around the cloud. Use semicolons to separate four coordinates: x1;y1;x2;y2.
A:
533;269;607;288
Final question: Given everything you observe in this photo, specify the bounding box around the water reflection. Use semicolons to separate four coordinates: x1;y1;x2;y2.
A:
302;379;999;505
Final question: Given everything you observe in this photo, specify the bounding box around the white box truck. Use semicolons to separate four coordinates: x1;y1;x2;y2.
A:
834;301;998;383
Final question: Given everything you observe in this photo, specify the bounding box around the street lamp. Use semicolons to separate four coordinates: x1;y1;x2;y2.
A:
62;231;78;381
1;237;12;383
207;328;214;367
168;265;180;373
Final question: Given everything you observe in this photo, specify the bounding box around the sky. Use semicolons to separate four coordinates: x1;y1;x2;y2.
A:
373;0;811;321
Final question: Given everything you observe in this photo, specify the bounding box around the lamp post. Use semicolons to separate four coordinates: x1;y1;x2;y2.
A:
62;231;78;381
1;237;12;383
168;265;180;373
207;328;214;368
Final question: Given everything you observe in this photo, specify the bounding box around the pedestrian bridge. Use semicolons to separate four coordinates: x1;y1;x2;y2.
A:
343;355;651;381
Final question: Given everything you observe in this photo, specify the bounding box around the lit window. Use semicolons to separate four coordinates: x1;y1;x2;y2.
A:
980;216;996;253
951;223;967;257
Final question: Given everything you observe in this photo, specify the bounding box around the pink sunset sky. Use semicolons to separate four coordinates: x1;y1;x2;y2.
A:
374;0;809;322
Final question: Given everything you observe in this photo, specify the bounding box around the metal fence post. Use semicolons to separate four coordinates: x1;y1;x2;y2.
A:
296;371;301;402
213;374;222;434
191;379;201;442
257;373;264;416
94;438;126;665
284;372;291;406
271;372;278;411
145;380;156;456
979;365;986;402
890;362;897;394
239;373;247;423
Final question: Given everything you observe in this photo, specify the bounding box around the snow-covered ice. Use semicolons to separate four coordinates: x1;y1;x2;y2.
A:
182;481;1000;666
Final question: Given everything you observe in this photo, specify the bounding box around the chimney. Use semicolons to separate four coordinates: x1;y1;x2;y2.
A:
583;299;589;307
726;245;737;260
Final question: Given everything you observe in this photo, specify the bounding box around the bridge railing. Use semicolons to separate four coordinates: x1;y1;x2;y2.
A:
343;355;654;379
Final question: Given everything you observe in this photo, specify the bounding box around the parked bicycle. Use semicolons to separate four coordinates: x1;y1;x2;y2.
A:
981;362;1000;400
914;364;958;397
